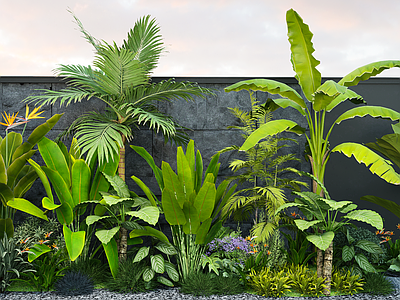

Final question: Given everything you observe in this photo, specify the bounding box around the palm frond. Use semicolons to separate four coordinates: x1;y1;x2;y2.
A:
54;64;105;92
93;44;148;96
68;9;102;52
251;221;277;243
123;15;164;74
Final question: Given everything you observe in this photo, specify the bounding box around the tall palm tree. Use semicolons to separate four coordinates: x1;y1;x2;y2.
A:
25;11;212;182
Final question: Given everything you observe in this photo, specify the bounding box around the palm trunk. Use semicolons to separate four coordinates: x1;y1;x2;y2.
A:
322;241;333;296
317;248;324;278
118;227;128;261
118;135;126;182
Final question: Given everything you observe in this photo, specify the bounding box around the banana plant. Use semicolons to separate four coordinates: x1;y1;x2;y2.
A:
131;139;236;281
360;123;400;218
0;113;63;238
275;173;383;295
82;173;169;278
7;137;119;262
225;9;400;198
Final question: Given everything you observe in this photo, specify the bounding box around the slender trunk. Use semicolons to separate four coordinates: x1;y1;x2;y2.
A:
118;135;126;182
118;226;128;261
317;248;324;278
322;241;333;296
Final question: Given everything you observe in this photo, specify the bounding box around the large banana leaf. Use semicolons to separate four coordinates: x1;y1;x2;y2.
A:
161;188;186;225
182;201;200;234
325;88;364;112
63;225;85;261
162;162;185;208
177;147;194;199
334;106;400;125
0;156;6;184
0;132;22;166
365;133;400;169
129;225;169;243
332;142;400;185
131;175;158;206
343;209;383;230
71;159;91;206
239;119;305;151
13;170;38;198
225;79;306;110
28;159;53;202
339;60;400;87
103;238;119;278
193;182;215;222
7;150;36;188
286;8;321;101
38;137;71;188
0;218;13;238
7;198;48;221
360;195;400;219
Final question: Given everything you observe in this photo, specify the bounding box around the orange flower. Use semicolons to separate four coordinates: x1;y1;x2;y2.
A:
38;239;49;245
397;224;400;230
264;244;267;247
388;231;394;236
376;229;385;235
386;236;392;242
52;243;58;250
44;232;53;239
254;249;258;253
291;211;296;217
20;237;30;244
22;247;30;253
267;250;271;255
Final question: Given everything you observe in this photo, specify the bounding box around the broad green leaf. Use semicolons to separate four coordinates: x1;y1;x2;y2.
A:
42;197;61;210
38;137;71;187
162;162;185;208
129;226;169;243
205;153;220;183
365;134;400;169
343;209;383;230
133;246;150;263
294;219;323;231
240;120;304;151
13;114;63;159
63;225;85;261
103;238;118;278
185;140;196;184
89;153;119;201
225;79;306;109
154;242;177;255
193;182;216;222
7;150;36;188
354;253;376;273
312;80;347;111
71;159;90;206
0;183;13;206
69;137;81;159
177;147;194;200
28;159;53;202
157;276;174;287
130;145;163;190
360;195;400;219
325;88;364;112
339;203;358;214
204;220;223;245
42;167;74;209
319;198;353;211
334;105;400;125
161;188;186;225
0;218;13;238
1;132;22;166
95;226;120;244
55;202;73;225
342;245;355;262
127;237;143;245
355;240;383;254
164;261;179;282
142;266;155;282
102;173;130;198
194;150;203;193
86;215;112;226
27;243;52;262
306;231;334;251
13;170;38;198
332;142;400;185
271;98;307;116
101;194;132;206
286;8;321;101
7;198;48;221
339;60;400;87
0;156;6;184
126;206;160;225
195;217;212;245
151;254;165;273
131;175;158;206
182;201;200;234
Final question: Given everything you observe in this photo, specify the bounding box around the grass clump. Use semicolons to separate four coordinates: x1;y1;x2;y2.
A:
362;272;395;295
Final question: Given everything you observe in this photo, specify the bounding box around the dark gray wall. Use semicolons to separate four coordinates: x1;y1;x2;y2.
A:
1;76;399;232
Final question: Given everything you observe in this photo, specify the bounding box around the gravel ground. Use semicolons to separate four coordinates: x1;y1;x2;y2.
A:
2;277;400;300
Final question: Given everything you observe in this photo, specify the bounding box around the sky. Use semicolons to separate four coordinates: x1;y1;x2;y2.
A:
1;0;400;78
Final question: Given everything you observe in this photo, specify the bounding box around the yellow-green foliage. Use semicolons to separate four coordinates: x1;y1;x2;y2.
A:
248;268;291;297
287;264;326;297
332;269;364;295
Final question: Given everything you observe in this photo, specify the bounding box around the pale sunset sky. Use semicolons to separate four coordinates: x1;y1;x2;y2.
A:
1;0;399;77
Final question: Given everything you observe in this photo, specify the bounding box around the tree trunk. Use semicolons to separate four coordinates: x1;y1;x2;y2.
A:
317;248;324;278
118;226;128;261
118;135;126;182
322;241;333;296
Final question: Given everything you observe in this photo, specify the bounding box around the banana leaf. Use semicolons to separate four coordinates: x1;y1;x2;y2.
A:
360;195;400;219
334;106;400;125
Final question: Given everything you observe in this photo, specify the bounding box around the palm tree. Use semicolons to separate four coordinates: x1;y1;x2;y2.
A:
25;11;212;182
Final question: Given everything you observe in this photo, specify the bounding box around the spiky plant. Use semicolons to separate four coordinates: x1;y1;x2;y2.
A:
54;270;94;296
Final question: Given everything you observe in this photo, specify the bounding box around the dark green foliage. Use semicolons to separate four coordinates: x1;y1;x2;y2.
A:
104;259;155;293
180;272;244;296
67;258;109;285
362;272;395;295
54;270;94;296
281;227;316;265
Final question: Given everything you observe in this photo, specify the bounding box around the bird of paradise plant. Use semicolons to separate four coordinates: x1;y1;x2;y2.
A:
0;106;62;238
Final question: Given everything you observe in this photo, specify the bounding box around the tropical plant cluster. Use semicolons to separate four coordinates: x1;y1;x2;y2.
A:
1;6;400;299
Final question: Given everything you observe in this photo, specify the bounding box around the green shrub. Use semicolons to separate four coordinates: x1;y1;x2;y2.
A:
0;235;34;293
331;269;364;295
179;272;244;296
104;259;155;293
287;264;326;297
67;258;109;285
362;272;395;295
248;268;291;297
